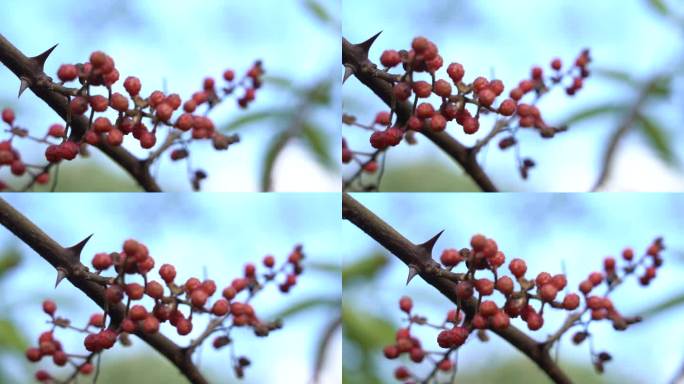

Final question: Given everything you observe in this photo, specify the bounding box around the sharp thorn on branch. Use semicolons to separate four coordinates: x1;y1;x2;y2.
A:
66;233;94;260
417;229;445;256
30;43;58;71
55;267;67;288
355;31;382;55
343;65;355;84
18;77;31;98
406;264;419;285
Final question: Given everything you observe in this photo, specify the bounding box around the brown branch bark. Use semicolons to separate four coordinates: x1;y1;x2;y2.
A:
342;36;498;192
0;33;161;192
0;198;206;383
342;193;571;384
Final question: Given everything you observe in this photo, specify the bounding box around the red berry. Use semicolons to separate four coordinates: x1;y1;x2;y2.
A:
551;274;567;290
472;76;489;93
447;62;465;83
394;366;410;380
212;299;231;316
411;36;430;54
438;359;453;372
440;248;462;266
42;300;56;316
140;131;156;149
470;234;487;251
124;76;142;96
526;312;544;330
202;279;217;296
89;313;104;327
622;248;634;261
374;111;391;126
89;95;109;112
107;128;124;146
142;316;160;333
479;300;498;317
223;69;235;81
203;77;215;90
159;264;176;283
176;318;193;335
412;81;432;98
26;347;42;362
92;117;112;133
380;49;401;67
603;257;616;271
125;283;145;300
363;161;378;173
399;296;413;313
539;283;558;302
415;103;434;119
57;64;78;82
562;293;580;310
495;276;514;295
47;124;65;138
105;285;124;304
462;117;479;134
121;319;136;333
477;88;496;107
129;305;148;321
35;370;51;381
474;278;494;296
531;66;543;80
93;252;112;271
579;279;593;294
393;82;412;101
455;281;473;300
110;92;129;112
155;103;173;122
587;296;603;310
508;258;527;278
490;310;510;330
498;99;516;116
383;345;399;359
433;79;452;97
535;272;552;287
489;79;505;95
430;113;447;131
588;272;603;286
263;255;275;268
551;58;562;71
70;96;88;115
190;289;208;308
89;51;107;68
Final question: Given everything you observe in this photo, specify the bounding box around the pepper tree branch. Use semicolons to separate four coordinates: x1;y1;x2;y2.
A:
0;33;161;192
342;36;498;192
0;198;206;384
341;193;571;384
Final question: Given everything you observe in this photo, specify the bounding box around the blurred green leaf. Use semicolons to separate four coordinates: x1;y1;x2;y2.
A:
271;297;339;319
0;318;27;352
561;104;628;127
649;75;673;98
313;316;341;382
264;75;296;91
223;109;293;132
305;80;333;106
0;249;21;279
646;0;669;16
640;293;684;317
303;0;332;24
307;261;342;274
301;122;335;170
594;68;640;88
342;253;389;286
635;114;676;164
260;131;292;191
342;304;395;349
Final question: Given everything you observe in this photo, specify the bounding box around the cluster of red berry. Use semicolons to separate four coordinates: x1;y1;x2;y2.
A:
342;35;590;177
383;235;664;383
1;50;264;190
25;239;305;382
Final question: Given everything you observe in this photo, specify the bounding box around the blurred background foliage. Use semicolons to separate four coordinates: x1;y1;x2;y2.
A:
341;194;684;383
0;0;339;192
342;0;684;192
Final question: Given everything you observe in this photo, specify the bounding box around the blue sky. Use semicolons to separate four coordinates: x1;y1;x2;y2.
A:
342;0;684;191
342;193;684;383
0;193;342;383
0;0;339;191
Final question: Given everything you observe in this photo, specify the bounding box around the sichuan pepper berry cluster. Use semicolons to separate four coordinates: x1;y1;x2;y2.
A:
1;50;263;190
25;239;304;382
342;35;591;179
383;235;665;383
